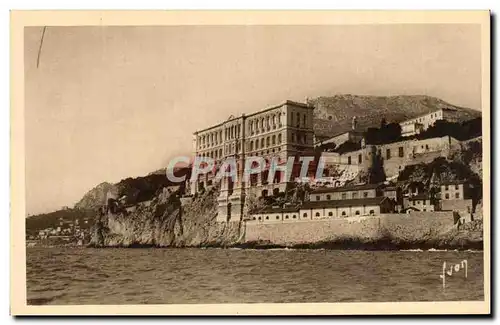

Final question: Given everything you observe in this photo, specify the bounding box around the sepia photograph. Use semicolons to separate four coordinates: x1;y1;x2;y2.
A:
10;10;490;315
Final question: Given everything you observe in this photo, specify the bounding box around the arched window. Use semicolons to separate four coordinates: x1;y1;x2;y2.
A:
250;141;254;151
266;137;270;147
219;148;222;157
278;133;282;144
252;217;256;220
284;215;288;219
265;216;269;220
315;212;320;217
272;135;276;145
342;211;347;216
369;210;375;216
303;114;306;127
326;195;331;200
276;215;280;220
296;112;300;127
255;140;259;150
261;138;265;148
355;211;360;215
328;212;333;216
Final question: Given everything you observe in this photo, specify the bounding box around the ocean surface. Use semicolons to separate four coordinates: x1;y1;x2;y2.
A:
26;247;484;305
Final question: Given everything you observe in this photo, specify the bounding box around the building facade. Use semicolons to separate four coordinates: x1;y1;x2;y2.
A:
309;183;384;202
192;100;315;222
440;180;475;213
400;108;464;137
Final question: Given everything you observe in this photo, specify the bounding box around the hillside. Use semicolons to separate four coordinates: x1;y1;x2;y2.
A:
309;95;481;138
74;182;116;211
26;208;94;236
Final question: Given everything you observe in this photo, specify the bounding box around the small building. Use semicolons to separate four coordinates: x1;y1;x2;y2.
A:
315;130;364;149
401;122;424;137
248;206;302;223
407;193;436;212
300;197;395;219
440;180;472;200
309;183;384;202
399;108;465;137
382;185;403;202
440;180;475;212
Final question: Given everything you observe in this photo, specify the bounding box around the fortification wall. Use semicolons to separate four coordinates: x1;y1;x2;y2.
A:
244;211;455;246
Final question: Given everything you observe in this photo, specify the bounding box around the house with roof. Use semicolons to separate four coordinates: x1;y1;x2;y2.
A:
440;180;475;213
406;193;436;212
300;197;395;219
308;183;384;202
247;205;305;223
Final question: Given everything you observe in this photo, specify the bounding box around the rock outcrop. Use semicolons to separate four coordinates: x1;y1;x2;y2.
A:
90;186;242;248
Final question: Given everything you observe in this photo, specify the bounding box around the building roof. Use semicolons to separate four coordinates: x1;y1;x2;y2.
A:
310;183;382;194
324;130;364;140
194;100;311;134
301;197;388;209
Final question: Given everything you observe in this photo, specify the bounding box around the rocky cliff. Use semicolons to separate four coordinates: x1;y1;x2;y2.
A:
90;186;242;248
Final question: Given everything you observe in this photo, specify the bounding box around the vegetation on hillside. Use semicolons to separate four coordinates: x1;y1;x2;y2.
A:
414;118;482;141
26;208;94;236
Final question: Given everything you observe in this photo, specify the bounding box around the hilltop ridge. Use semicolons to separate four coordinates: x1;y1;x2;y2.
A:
309;94;481;138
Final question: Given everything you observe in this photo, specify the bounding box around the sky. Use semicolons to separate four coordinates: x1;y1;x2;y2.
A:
24;24;482;215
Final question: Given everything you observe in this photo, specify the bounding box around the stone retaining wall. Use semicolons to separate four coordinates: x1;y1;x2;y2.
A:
243;211;455;246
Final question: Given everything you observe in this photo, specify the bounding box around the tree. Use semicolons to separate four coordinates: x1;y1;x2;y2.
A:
364;122;402;145
367;149;386;184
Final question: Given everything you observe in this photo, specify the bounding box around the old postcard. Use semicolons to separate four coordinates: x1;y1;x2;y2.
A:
11;10;490;315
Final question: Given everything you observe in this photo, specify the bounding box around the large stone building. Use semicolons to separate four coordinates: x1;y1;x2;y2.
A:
192;100;315;222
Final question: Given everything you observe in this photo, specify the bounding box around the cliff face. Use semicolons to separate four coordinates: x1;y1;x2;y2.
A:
90;186;242;248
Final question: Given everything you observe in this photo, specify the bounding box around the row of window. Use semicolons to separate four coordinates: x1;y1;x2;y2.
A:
197;124;243;149
251;209;376;221
346;154;363;165
409;111;442;125
443;184;460;190
248;134;282;151
444;193;461;199
248;111;308;135
249;114;282;135
315;191;371;201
